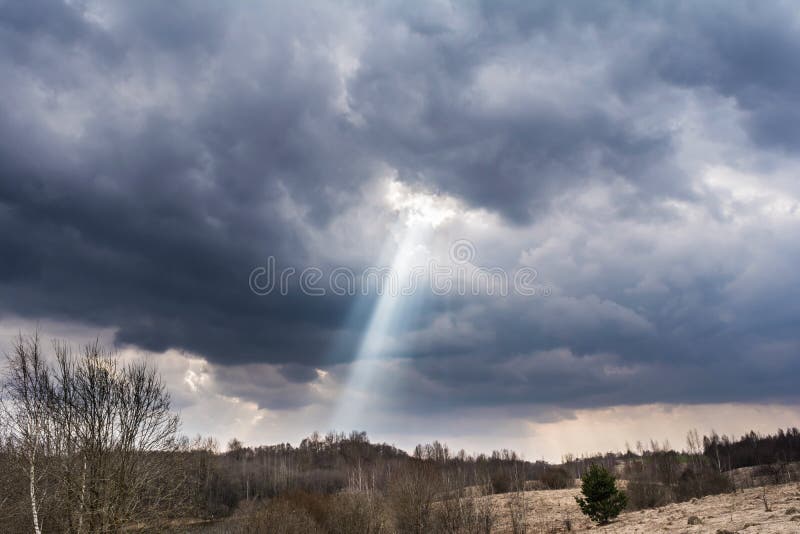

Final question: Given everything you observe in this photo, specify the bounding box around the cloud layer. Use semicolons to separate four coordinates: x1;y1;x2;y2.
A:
2;1;800;436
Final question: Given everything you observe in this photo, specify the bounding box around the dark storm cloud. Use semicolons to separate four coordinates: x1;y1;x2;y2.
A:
0;0;371;365
649;2;800;153
347;2;684;223
1;0;800;412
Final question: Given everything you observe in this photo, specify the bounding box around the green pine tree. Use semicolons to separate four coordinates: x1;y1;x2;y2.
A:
575;464;627;525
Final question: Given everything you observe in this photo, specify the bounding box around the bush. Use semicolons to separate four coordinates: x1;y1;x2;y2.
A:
221;491;392;534
575;464;627;525
433;492;494;534
541;467;574;489
324;492;388;534
506;491;528;534
625;480;671;510
388;465;440;533
232;499;321;534
490;471;512;494
674;468;733;502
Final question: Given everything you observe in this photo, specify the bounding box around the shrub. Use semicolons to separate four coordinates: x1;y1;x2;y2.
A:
387;465;440;533
490;471;513;494
324;492;388;534
625;480;671;510
433;492;494;534
541;467;574;489
233;498;321;534
687;515;702;525
674;467;733;502
574;464;627;525
506;491;528;534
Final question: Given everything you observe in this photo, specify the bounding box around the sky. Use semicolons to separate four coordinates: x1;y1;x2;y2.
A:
1;0;800;462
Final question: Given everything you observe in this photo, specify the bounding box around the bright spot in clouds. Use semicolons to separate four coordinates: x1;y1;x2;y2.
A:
385;177;459;229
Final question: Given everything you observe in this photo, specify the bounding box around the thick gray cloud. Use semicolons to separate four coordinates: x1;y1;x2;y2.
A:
1;0;800;417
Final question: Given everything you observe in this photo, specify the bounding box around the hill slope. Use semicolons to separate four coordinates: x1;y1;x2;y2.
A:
488;482;800;533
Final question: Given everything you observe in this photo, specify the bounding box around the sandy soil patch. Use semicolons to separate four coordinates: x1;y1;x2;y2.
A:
487;482;800;533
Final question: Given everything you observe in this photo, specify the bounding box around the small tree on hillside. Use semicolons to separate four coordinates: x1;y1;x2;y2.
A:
575;464;627;525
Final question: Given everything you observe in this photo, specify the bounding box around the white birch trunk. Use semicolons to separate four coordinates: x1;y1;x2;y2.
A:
30;453;42;534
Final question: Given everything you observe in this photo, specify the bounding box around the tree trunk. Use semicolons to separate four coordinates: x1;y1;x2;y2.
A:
29;456;42;534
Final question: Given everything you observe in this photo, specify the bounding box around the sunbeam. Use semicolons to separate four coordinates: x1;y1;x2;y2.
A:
330;181;454;429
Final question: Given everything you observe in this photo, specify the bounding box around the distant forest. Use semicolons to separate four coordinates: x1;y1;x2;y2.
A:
191;426;800;513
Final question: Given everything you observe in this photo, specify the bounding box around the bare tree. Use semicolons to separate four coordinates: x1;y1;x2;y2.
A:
2;334;181;531
1;333;52;534
686;429;701;469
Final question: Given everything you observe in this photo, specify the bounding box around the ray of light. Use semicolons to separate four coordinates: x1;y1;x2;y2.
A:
330;181;453;431
330;224;432;430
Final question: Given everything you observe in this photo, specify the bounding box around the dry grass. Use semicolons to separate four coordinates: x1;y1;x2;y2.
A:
484;482;800;533
182;482;800;533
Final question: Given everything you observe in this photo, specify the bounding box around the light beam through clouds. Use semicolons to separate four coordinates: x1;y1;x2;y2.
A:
331;179;457;429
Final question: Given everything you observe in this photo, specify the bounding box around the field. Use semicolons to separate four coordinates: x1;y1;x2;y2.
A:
487;482;800;533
